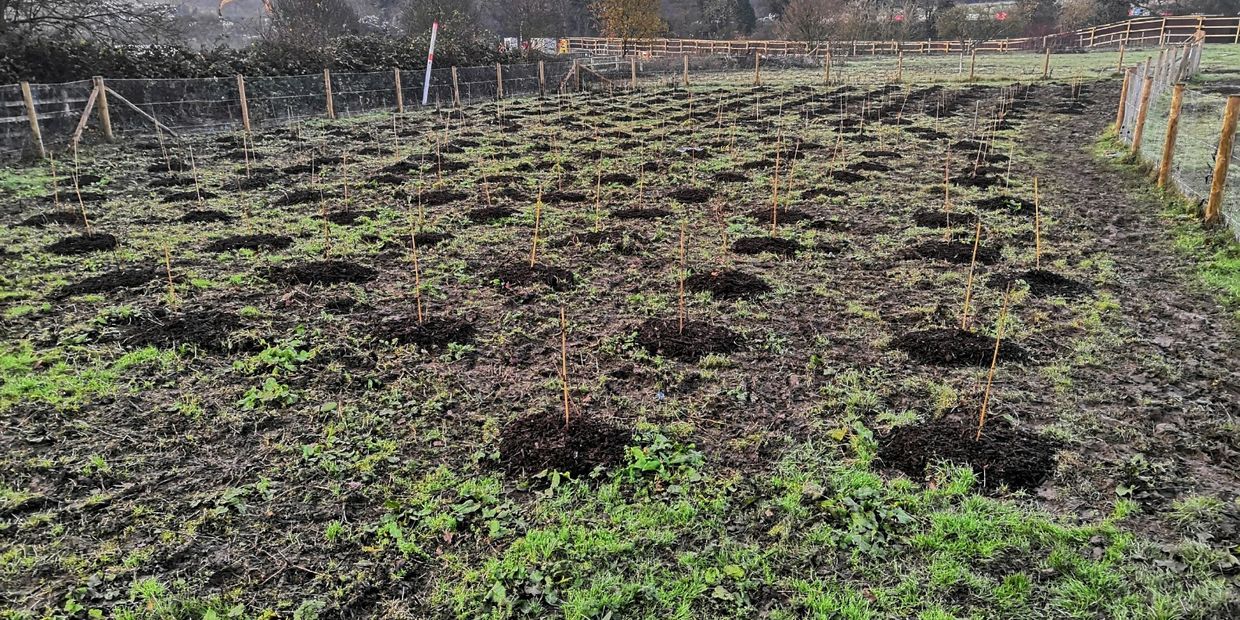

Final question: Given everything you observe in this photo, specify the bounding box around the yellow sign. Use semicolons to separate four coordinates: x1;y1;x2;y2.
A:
557;39;569;54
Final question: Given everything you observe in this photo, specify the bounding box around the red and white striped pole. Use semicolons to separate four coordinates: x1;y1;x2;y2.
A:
421;21;439;106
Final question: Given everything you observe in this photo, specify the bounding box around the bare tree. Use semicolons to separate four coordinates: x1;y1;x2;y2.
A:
269;0;360;44
776;0;844;41
0;0;179;42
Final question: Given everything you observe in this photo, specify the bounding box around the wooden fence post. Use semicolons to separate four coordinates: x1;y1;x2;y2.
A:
682;55;689;87
538;61;546;96
496;63;504;99
824;50;831;84
1114;68;1132;133
1204;96;1240;225
1157;83;1185;189
93;76;113;141
895;52;903;83
451;66;461;106
630;57;637;88
393;67;404;113
323;69;335;119
1041;47;1051;79
236;74;251;135
1130;76;1155;155
19;82;46;159
754;53;761;85
968;49;977;82
1117;43;1126;73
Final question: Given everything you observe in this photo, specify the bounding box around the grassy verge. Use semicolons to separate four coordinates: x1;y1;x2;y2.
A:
1093;131;1240;320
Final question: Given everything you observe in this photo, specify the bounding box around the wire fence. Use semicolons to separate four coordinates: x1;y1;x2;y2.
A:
1116;34;1240;239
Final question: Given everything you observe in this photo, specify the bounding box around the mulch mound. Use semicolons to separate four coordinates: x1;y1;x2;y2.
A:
467;206;517;223
181;210;235;223
123;310;251;352
685;269;772;300
45;233;118;255
877;416;1059;491
272;260;377;285
600;172;637;185
371;316;475;350
830;171;866;183
161;190;217;203
558;230;645;255
499;411;632;477
912;210;975;228
206;234;293;253
746;208;818;226
422;189;469;206
990;269;1092;298
900;240;1001;264
801;187;847;200
713;171;749;183
489;263;575;291
890;328;1029;366
612;207;671;220
325;210;375;225
543;191;587;204
272;189;325;207
54;267;157;299
19;211;88;227
974;195;1036;216
732;236;800;257
666;187;714;203
635;318;742;361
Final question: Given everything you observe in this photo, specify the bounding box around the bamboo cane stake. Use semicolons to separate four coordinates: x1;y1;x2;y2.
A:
976;284;1014;441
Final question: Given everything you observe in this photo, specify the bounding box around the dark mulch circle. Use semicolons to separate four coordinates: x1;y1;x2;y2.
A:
612;207;671;220
801;187;847;200
635;317;742;361
830;171;866;183
543;191;587;204
272;260;377;285
411;232;454;248
861;150;901;158
900;240;1001;264
123;310;253;352
18;210;88;228
161;189;217;203
667;187;714;203
558;230;645;255
181;210;235;223
745;208;819;226
499;411;633;477
467;206;517;223
600;173;637;185
974;195;1036;216
990;269;1093;298
685;269;772;300
890;328;1029;366
371;173;406;186
372;316;475;350
640;161;665;172
732;236;801;257
148;176;197;189
713;171;749;183
54;267;157;299
272;189;326;207
488;263;575;291
423;189;469;206
848;161;892;172
951;174;1002;189
206;234;293;253
236;175;277;191
326;210;375;225
878;416;1059;491
912;210;976;228
45;233;118;255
